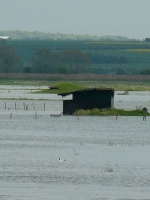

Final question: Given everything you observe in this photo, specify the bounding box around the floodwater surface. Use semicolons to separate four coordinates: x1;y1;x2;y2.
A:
0;86;150;200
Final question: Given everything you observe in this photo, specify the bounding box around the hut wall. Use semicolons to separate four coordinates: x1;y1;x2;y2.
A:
63;90;114;115
63;100;79;115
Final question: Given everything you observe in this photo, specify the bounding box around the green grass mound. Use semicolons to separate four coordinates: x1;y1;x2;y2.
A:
74;108;150;116
36;82;84;94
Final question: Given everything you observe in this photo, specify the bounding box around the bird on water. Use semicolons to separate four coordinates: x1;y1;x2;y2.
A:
59;158;66;163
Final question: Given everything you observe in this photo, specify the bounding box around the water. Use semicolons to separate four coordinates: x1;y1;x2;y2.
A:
0;86;150;200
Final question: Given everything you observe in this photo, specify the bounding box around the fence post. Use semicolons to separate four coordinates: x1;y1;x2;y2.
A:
143;113;146;121
26;105;28;110
33;103;35;110
10;113;12;119
116;113;118;120
35;112;37;119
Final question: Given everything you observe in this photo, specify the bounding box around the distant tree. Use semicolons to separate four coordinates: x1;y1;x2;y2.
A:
0;45;21;73
58;65;68;74
140;68;150;75
32;48;57;73
32;48;91;74
145;38;150;42
58;50;91;73
115;67;126;75
23;66;32;73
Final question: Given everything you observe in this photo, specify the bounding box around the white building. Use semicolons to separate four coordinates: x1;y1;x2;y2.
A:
0;36;9;40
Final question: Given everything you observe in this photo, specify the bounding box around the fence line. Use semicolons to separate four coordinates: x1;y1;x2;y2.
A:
0;101;62;111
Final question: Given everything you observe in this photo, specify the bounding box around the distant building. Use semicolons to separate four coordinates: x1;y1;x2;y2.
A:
0;36;9;40
0;36;9;44
59;88;114;115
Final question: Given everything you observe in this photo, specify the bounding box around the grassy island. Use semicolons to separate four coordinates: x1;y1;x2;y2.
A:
73;108;150;116
33;80;150;94
35;82;150;117
36;82;84;94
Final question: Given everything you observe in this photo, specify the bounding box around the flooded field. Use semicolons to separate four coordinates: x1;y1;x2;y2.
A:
0;85;150;200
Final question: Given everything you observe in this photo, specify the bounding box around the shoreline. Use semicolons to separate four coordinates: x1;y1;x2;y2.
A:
0;75;149;91
0;73;150;81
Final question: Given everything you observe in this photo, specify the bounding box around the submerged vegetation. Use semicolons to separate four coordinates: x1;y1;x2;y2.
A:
73;108;150;116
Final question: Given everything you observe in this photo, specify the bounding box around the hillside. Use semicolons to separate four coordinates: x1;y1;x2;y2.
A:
0;30;135;41
3;40;150;75
0;36;150;75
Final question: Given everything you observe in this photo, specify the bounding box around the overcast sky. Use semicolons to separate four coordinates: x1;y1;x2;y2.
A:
0;0;150;40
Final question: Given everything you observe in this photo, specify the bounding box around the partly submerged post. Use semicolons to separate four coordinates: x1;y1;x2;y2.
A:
116;112;118;120
10;113;12;119
77;111;79;120
5;103;6;109
35;112;37;119
23;103;25;110
44;103;45;111
15;102;16;110
143;113;146;121
33;103;35;110
26;105;28;111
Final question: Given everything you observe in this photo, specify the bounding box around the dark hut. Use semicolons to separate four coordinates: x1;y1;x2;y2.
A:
59;88;114;115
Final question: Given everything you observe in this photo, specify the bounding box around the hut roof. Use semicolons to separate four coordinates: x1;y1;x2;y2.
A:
58;88;114;97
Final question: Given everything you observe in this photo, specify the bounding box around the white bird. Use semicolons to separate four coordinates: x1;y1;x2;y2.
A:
59;158;66;163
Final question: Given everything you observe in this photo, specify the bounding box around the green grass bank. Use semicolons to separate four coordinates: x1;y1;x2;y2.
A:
74;108;150;116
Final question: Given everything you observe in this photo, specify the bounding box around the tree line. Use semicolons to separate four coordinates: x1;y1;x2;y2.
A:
30;49;91;74
0;44;150;75
0;30;132;41
0;45;21;73
87;53;129;64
